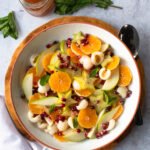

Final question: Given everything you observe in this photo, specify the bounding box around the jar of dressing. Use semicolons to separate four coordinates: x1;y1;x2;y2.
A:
19;0;55;16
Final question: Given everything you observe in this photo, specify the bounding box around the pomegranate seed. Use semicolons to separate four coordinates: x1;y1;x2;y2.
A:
120;98;125;104
101;130;108;136
32;87;38;94
57;116;65;122
46;44;51;48
79;96;84;100
102;122;109;130
84;132;88;137
77;129;81;133
66;56;70;61
40;112;48;120
100;80;105;85
57;131;63;136
126;90;132;98
97;100;100;104
71;106;78;111
60;103;65;108
66;38;72;48
96;132;102;138
62;98;66;102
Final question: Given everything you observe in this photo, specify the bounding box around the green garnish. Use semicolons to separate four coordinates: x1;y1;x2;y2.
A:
49;104;56;113
40;74;50;86
0;11;18;39
103;91;118;105
55;0;123;15
90;67;99;77
73;117;78;128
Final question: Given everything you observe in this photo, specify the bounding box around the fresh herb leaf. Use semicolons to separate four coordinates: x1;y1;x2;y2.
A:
0;16;8;24
90;67;99;77
2;26;10;38
40;74;50;86
0;21;9;31
55;0;122;15
73;117;78;128
103;91;118;105
49;104;56;113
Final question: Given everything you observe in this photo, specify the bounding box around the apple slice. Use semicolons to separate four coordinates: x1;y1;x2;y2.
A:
63;129;85;142
87;109;105;138
22;73;33;100
29;96;58;106
97;105;120;132
36;43;59;76
102;68;119;91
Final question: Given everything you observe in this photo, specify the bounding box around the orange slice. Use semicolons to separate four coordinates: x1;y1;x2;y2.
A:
29;93;43;102
75;88;94;97
71;42;84;56
42;53;53;73
113;104;124;120
80;35;101;54
54;133;67;142
67;48;80;63
49;109;62;121
49;71;71;93
118;65;132;87
106;56;120;70
78;108;98;128
28;104;46;114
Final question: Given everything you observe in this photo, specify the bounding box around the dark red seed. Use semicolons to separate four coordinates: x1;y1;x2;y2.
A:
71;106;78;111
114;90;118;94
100;80;105;85
40;112;48;120
32;87;38;94
57;116;65;122
97;100;100;104
126;90;132;98
101;130;108;136
90;106;95;109
66;56;70;61
62;98;66;102
66;38;72;48
84;132;88;137
46;44;51;48
120;98;125;104
57;131;63;136
102;122;109;130
77;129;81;133
60;103;65;108
96;132;102;138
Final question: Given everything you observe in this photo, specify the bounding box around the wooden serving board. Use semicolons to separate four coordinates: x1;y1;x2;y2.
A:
5;16;145;150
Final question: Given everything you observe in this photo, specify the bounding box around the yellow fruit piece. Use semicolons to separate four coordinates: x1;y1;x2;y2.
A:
106;56;120;70
75;88;94;97
49;71;71;93
81;35;101;55
28;104;46;114
78;108;98;128
71;42;84;56
118;65;132;87
42;53;53;73
50;109;62;121
113;104;124;120
54;133;67;142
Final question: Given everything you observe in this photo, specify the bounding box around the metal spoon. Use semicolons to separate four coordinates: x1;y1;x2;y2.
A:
119;24;143;125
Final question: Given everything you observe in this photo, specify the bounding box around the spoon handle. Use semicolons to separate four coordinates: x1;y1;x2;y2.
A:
134;105;143;125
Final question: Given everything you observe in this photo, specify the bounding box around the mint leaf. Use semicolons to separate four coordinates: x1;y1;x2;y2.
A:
90;67;99;77
40;74;50;86
73;117;78;128
49;104;56;113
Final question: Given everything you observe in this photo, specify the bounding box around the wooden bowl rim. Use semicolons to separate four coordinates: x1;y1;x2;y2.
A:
5;16;142;150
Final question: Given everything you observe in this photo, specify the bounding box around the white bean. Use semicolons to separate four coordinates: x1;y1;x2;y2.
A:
37;122;48;129
107;119;116;131
91;52;104;65
45;124;58;135
45;117;53;126
99;68;111;80
67;117;74;129
30;54;38;67
57;120;68;131
76;99;88;110
28;111;41;123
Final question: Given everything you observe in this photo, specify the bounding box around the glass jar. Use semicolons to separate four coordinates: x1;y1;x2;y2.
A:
19;0;55;16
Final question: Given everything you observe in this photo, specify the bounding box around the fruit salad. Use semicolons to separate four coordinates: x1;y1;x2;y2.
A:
22;32;132;142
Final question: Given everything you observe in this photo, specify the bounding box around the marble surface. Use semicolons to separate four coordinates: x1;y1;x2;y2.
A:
0;0;150;149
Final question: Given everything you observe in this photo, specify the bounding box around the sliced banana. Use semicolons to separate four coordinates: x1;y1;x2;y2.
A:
99;68;111;80
101;43;109;52
117;86;128;98
79;55;93;70
76;99;88;110
91;52;104;65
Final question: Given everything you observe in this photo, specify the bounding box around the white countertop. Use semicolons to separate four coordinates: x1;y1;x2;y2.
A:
0;0;150;150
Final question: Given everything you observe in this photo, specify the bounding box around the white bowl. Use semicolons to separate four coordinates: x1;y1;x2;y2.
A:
6;17;141;150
